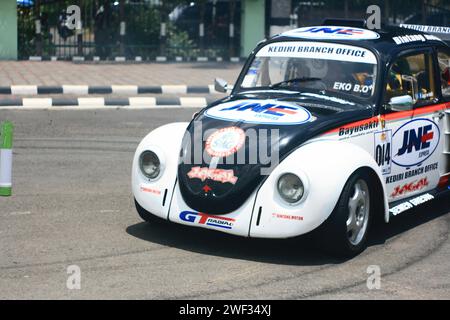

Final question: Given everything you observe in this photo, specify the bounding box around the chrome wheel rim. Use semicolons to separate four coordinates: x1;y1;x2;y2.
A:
347;179;370;246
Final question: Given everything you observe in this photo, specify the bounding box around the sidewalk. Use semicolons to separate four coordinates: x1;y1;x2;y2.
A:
0;61;243;86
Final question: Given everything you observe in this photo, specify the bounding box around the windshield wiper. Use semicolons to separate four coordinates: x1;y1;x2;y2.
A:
269;77;322;89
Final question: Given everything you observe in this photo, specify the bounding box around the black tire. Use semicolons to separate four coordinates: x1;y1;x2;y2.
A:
134;198;165;224
313;170;373;258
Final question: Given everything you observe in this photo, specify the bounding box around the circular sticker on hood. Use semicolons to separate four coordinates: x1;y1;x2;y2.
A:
205;127;245;157
204;99;313;125
281;26;380;40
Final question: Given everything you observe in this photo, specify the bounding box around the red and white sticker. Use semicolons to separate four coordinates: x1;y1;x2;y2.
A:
187;166;238;184
390;177;429;198
205;127;245;158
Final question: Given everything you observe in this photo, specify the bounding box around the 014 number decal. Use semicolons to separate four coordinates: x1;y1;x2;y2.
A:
374;130;392;175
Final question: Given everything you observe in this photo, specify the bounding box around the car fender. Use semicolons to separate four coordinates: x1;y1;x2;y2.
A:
132;122;189;219
250;139;389;238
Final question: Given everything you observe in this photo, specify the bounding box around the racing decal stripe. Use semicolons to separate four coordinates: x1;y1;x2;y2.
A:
325;103;447;135
385;103;446;121
198;212;235;222
325;116;379;134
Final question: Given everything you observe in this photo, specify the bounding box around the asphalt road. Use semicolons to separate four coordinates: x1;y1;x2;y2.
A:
0;108;449;299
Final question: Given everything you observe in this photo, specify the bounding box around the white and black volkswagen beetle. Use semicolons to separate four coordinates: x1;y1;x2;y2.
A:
132;21;450;257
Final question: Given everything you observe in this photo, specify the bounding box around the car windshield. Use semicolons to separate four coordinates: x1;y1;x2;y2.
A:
239;41;378;100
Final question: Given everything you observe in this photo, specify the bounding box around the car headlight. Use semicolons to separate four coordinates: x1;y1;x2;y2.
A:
139;150;160;179
277;173;304;203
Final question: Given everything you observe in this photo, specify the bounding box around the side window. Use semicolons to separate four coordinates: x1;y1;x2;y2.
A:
384;52;436;112
437;50;450;100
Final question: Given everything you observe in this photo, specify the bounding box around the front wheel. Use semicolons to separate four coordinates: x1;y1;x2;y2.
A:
134;198;165;224
313;170;372;258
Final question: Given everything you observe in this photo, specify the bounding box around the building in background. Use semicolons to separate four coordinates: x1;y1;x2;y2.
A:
0;0;449;60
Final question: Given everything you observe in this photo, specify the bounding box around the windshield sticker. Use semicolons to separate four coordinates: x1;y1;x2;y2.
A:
392;34;441;45
204;99;313;125
333;82;373;94
256;41;377;64
281;26;380;40
399;24;450;35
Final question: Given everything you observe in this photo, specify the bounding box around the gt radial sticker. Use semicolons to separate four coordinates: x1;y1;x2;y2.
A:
204;100;313;125
205;126;245;157
281;26;380;40
392;119;440;167
187;166;238;184
179;211;235;230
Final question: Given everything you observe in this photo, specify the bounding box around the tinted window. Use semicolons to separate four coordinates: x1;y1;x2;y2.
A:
437;50;450;99
384;52;436;111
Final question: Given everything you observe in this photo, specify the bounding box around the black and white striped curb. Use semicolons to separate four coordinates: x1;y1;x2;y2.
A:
28;56;243;63
0;85;223;95
0;96;217;108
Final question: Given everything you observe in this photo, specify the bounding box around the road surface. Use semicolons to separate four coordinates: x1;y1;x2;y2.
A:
0;108;449;299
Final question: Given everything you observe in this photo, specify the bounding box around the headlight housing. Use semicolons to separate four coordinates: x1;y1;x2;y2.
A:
277;173;304;203
139;150;161;179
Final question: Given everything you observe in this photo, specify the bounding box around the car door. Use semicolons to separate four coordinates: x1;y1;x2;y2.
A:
436;47;450;186
379;49;444;202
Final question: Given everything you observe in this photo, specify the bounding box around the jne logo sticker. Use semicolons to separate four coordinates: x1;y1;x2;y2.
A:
204;99;313;125
281;26;380;40
392;119;440;167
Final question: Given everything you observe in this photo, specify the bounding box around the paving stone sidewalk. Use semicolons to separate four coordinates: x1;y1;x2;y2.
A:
0;61;243;86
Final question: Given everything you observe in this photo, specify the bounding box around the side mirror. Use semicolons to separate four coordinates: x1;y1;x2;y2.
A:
388;95;414;111
214;78;228;93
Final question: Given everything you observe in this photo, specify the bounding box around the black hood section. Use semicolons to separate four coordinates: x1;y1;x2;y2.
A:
178;93;374;214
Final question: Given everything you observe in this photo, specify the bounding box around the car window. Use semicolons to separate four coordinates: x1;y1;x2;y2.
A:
437;50;450;100
384;52;436;112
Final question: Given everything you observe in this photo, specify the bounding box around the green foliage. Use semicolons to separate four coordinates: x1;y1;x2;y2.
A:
166;22;198;58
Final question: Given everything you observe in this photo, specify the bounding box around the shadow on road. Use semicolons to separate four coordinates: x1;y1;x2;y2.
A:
126;195;449;266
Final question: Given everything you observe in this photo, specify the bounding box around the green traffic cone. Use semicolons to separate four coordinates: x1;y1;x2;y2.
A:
0;121;14;196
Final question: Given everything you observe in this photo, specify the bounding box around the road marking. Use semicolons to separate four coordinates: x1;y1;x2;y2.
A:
161;85;187;94
9;211;31;216
62;85;89;95
128;97;156;107
180;97;207;108
99;209;120;213
111;85;138;95
22;98;52;108
11;85;38;95
77;97;105;107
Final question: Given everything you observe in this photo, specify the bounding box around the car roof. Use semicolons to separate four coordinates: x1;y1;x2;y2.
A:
267;25;448;59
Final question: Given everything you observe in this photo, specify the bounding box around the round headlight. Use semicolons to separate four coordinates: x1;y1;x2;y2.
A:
277;173;304;203
139;150;160;179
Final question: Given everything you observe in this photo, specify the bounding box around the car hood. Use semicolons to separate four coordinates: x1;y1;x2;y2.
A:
177;92;374;214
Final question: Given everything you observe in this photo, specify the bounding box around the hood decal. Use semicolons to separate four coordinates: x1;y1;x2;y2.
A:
178;95;372;214
281;26;380;40
204;99;314;125
205;126;246;157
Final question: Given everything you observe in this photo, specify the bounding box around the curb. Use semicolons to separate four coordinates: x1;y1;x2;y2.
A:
0;96;217;108
28;56;243;63
0;85;223;96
